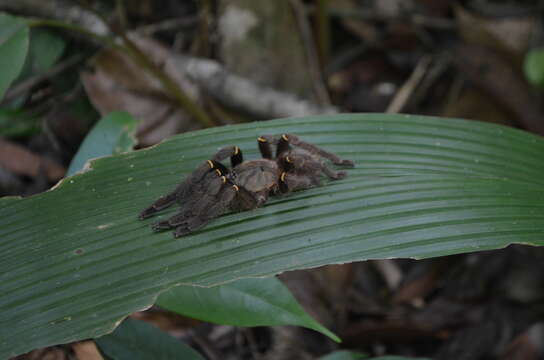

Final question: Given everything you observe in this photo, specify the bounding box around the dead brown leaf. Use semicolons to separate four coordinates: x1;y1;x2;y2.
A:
12;347;68;360
81;36;202;146
455;4;534;64
500;323;544;360
131;309;200;336
0;138;65;181
454;44;544;135
71;341;103;360
442;88;517;128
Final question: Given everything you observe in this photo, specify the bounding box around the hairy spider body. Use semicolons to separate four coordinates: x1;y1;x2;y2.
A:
230;159;280;205
139;134;354;237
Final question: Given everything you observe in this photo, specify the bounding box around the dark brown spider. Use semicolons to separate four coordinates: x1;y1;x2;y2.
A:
139;134;354;237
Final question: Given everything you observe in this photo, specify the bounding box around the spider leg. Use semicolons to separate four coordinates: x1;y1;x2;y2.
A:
279;172;321;193
321;165;348;180
152;174;241;237
139;160;224;220
212;146;243;167
208;160;230;175
278;154;346;193
139;192;178;219
233;183;267;209
173;183;239;238
257;135;278;159
203;184;239;217
283;155;348;180
276;135;291;158
152;210;191;231
282;134;354;167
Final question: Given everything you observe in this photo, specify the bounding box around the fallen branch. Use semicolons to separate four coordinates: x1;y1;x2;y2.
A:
0;137;65;181
172;55;337;119
0;0;108;35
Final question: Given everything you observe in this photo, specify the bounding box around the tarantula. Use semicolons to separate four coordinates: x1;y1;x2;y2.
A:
139;134;354;237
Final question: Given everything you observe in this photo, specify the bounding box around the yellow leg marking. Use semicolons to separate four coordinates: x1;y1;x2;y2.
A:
258;137;267;142
232;185;240;191
234;146;240;155
221;176;227;184
281;134;289;141
280;172;287;182
285;156;293;163
215;169;222;176
207;160;214;168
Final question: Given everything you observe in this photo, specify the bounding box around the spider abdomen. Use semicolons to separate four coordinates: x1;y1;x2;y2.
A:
233;159;279;193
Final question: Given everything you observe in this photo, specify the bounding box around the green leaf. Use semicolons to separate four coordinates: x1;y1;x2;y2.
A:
4;28;66;108
370;357;430;360
2;114;544;357
157;277;340;342
95;318;204;360
25;29;66;76
319;350;368;360
322;351;430;360
525;48;544;89
0;13;29;100
66;111;138;176
0;107;40;138
7;28;66;107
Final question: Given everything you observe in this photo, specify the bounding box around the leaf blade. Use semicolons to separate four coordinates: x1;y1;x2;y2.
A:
1;114;544;357
66;111;138;176
0;13;29;100
157;277;340;342
95;318;204;360
319;350;368;360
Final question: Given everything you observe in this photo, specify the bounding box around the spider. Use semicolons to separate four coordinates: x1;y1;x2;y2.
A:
139;134;354;237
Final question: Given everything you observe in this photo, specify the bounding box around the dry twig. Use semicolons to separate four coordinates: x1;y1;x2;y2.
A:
172;54;337;119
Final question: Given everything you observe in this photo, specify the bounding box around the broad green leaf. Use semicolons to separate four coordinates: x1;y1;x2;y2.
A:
0;13;29;100
2;114;544;357
0;107;40;138
66;111;138;176
74;113;338;343
319;351;428;360
320;350;368;359
525;48;544;89
4;28;66;108
371;357;430;360
157;277;340;342
25;29;66;76
95;318;204;360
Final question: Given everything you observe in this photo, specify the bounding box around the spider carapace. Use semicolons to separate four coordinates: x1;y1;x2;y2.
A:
139;134;354;237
